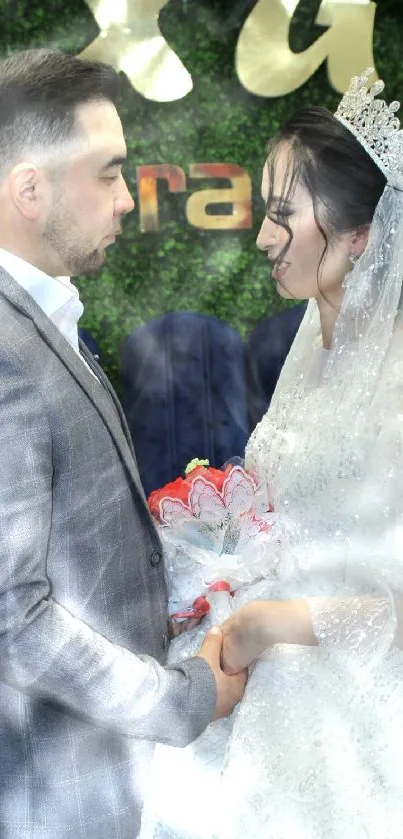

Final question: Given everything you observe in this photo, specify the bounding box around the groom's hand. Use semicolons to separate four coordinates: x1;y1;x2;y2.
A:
197;626;247;720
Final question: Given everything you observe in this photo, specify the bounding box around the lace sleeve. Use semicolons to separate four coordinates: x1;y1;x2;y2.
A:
307;594;396;660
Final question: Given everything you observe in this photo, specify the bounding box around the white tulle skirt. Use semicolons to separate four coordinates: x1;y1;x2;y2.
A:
140;598;403;839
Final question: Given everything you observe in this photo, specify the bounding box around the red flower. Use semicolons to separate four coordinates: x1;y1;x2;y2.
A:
148;477;190;520
147;463;233;522
184;463;232;491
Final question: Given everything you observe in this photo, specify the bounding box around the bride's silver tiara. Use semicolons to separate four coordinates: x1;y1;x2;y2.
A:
334;67;403;187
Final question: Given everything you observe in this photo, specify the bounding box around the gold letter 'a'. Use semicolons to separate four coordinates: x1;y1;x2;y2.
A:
81;0;192;102
236;0;377;97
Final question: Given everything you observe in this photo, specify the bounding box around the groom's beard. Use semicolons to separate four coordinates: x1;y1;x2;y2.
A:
42;196;108;276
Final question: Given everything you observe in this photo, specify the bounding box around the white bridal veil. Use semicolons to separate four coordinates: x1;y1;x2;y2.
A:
141;71;403;839
245;180;403;662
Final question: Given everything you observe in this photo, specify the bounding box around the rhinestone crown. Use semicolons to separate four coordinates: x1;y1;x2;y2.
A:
334;67;403;188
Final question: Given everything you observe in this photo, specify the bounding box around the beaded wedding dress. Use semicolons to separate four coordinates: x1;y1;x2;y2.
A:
140;71;403;838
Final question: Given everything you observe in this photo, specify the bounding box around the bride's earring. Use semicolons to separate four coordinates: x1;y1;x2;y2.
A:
343;251;359;288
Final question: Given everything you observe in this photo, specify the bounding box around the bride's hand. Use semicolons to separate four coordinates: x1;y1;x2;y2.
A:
220;599;317;673
220;602;273;674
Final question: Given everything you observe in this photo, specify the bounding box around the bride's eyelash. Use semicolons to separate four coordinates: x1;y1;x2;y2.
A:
267;204;293;221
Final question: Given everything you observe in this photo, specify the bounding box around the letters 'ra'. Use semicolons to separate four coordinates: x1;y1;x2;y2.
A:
81;0;378;102
136;164;252;232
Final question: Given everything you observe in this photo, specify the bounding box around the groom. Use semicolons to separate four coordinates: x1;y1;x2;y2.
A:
0;49;246;839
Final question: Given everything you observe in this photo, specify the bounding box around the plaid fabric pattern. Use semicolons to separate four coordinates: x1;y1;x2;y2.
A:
0;270;216;839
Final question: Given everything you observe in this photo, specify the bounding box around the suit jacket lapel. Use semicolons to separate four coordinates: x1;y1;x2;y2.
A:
78;338;138;458
0;268;147;503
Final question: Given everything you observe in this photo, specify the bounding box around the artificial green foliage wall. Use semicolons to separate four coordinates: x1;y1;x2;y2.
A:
0;0;403;392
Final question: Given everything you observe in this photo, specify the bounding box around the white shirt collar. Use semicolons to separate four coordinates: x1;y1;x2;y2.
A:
0;248;84;352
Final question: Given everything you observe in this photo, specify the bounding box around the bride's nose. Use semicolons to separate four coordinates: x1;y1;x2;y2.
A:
256;215;278;252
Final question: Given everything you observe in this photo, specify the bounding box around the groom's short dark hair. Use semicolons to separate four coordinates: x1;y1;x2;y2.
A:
0;49;121;178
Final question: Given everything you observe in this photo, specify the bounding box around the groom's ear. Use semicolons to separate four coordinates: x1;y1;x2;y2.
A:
351;224;370;257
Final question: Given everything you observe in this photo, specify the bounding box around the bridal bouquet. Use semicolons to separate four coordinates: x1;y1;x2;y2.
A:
147;458;277;628
141;461;281;839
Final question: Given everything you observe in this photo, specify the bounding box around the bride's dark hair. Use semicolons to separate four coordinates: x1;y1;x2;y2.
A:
266;106;386;296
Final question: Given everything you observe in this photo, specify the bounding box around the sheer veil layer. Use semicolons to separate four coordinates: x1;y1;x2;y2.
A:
246;182;403;638
140;156;403;839
216;182;403;838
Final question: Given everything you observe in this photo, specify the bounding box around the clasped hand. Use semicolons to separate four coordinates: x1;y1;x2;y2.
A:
220;598;316;673
197;599;312;719
197;602;276;720
220;601;273;674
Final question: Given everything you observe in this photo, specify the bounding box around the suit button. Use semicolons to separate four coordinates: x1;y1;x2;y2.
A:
150;549;163;568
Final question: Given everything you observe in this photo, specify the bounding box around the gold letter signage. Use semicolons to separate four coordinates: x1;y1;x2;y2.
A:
185;164;252;231
236;0;377;97
137;165;186;232
137;164;252;232
81;0;192;101
81;0;378;100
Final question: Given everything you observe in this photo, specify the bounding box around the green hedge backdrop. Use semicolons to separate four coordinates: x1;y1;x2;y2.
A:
0;0;402;393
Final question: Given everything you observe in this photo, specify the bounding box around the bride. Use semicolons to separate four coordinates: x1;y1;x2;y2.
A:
140;68;403;838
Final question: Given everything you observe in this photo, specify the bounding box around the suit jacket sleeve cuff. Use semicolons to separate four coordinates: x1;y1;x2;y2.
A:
164;655;216;746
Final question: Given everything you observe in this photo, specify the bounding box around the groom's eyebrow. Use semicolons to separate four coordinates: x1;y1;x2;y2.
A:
100;154;127;172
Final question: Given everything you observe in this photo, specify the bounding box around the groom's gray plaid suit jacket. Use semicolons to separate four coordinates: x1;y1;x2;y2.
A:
0;268;216;839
